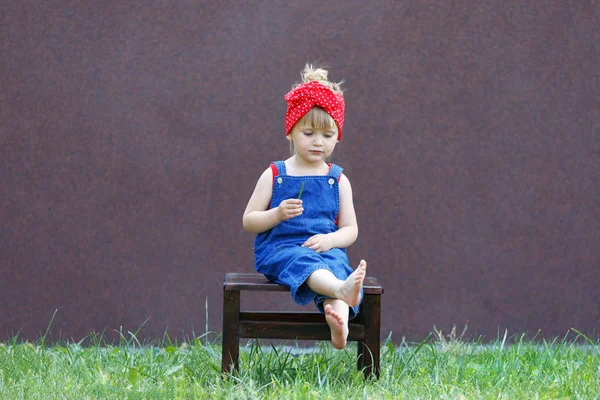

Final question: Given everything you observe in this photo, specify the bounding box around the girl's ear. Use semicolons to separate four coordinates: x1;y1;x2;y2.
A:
287;134;293;142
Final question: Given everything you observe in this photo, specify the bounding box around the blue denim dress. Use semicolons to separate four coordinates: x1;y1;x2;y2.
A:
254;160;361;319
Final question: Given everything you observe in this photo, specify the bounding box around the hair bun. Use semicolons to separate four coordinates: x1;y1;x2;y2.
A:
297;63;344;94
301;64;329;83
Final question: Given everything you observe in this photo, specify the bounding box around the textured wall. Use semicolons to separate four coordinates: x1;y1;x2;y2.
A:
1;1;599;343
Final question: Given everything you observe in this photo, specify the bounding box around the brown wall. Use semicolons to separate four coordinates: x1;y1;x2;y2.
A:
2;1;599;343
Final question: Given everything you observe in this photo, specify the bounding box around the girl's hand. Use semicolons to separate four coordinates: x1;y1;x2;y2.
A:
277;199;303;221
302;234;333;253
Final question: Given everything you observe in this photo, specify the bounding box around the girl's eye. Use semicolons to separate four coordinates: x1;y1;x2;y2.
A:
303;132;313;136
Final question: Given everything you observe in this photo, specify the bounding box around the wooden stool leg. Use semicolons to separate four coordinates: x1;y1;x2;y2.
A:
221;290;240;375
361;293;381;379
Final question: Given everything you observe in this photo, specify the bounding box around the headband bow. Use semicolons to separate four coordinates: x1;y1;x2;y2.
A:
284;81;345;141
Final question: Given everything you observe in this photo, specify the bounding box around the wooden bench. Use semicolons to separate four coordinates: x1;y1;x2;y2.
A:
222;272;384;379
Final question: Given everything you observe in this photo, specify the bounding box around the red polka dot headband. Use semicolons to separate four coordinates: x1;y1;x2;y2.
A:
284;81;345;141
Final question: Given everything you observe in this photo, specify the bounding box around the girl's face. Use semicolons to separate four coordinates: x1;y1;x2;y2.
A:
288;122;339;164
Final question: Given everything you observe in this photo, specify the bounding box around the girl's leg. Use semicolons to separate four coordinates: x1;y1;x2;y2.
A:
305;260;367;307
324;299;349;349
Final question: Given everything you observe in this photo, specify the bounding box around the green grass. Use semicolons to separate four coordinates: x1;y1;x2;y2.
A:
1;328;599;399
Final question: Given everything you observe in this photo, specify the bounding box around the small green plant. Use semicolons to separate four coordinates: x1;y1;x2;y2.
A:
297;182;305;199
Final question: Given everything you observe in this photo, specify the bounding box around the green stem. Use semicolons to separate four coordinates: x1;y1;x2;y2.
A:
297;182;305;199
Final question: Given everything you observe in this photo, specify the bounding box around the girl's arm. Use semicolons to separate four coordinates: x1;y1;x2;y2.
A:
302;173;358;252
243;168;303;234
329;174;359;247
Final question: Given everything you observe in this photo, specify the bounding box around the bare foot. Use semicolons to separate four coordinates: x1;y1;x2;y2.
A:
337;260;366;307
325;304;348;349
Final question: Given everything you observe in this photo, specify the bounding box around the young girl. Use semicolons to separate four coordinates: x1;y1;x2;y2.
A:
243;64;367;350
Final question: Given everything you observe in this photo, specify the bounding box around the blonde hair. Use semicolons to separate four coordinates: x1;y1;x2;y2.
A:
293;63;344;95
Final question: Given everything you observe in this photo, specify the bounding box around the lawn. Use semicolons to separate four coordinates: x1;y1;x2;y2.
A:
0;327;599;399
